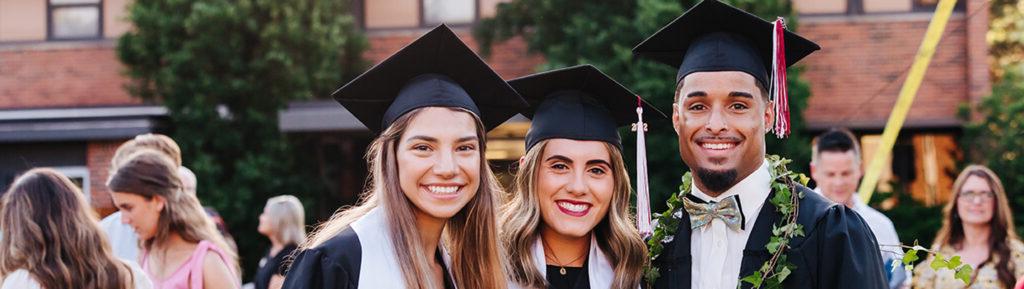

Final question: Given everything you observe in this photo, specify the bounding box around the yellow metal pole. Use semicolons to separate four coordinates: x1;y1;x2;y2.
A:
858;0;959;204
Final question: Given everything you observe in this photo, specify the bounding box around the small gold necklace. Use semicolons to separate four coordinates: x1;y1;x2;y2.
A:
541;238;587;275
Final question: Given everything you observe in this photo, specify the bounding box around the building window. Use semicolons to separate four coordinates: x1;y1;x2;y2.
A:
422;0;477;26
52;166;91;203
912;0;965;12
48;0;103;40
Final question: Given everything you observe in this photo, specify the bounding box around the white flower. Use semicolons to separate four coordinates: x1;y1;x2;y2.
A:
672;210;683;219
662;235;675;244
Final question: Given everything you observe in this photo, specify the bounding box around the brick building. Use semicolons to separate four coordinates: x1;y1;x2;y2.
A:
0;0;986;213
794;0;989;205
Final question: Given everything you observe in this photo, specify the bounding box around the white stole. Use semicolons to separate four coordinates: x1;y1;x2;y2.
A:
509;235;615;289
351;207;457;289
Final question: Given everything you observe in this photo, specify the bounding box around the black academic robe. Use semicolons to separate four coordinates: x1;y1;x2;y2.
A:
280;219;456;289
649;185;887;289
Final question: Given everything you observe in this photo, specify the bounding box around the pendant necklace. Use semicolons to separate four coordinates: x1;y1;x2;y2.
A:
541;238;587;275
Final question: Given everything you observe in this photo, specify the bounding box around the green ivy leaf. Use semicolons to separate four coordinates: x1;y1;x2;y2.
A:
902;249;919;265
947;255;962;269
955;265;973;284
930;253;948;270
767;237;782;254
741;271;763;287
777;266;792;282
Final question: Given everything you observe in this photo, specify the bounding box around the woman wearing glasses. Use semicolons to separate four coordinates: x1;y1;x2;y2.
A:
913;165;1024;289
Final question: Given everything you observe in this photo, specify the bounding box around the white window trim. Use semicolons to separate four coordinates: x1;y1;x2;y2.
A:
51;166;91;203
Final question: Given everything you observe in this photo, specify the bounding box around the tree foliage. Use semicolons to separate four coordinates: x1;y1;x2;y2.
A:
961;70;1024;234
474;0;814;211
989;0;1024;77
117;0;366;278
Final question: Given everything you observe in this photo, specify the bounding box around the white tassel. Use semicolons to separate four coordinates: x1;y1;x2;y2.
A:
634;100;653;238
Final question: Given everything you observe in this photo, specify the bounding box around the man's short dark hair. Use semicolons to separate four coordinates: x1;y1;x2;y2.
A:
812;128;860;164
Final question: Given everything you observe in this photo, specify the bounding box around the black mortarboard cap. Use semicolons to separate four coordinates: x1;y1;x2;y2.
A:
332;25;527;133
632;0;820;88
509;65;667;151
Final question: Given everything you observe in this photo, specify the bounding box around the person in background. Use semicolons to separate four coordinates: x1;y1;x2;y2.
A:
179;166;239;253
0;168;152;289
108;150;239;289
255;195;306;289
101;133;237;262
913;165;1024;289
810;128;905;288
101;133;186;263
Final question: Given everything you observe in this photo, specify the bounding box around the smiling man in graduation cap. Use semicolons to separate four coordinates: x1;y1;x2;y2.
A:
633;1;887;289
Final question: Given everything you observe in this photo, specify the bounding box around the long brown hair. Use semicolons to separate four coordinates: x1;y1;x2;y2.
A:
501;139;647;289
0;168;137;289
932;165;1018;288
106;150;238;271
302;107;507;289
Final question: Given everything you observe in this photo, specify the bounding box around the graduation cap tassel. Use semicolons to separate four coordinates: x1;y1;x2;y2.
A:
634;96;653;238
771;17;791;138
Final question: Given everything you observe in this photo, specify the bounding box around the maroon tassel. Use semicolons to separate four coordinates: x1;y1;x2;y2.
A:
771;17;790;138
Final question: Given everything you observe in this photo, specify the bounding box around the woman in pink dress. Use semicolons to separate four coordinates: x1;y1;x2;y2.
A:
108;149;239;289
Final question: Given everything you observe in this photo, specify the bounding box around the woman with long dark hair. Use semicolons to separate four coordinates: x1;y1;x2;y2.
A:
0;168;152;289
107;150;239;289
913;165;1024;289
281;24;526;289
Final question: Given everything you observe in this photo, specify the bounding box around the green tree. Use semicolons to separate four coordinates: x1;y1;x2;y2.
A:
960;70;1024;234
989;0;1024;77
117;0;367;278
474;0;814;211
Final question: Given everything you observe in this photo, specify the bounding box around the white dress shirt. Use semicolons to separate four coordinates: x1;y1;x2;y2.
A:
690;159;772;289
99;211;141;264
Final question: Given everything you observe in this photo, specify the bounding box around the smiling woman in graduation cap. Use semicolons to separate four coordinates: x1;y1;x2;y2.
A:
280;25;526;289
501;65;665;289
633;1;887;289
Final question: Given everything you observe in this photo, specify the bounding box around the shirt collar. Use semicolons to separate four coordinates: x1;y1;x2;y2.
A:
690;158;772;227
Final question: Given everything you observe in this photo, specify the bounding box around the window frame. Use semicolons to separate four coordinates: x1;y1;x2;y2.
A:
46;0;104;41
911;0;966;12
795;0;964;16
50;166;92;204
419;0;480;28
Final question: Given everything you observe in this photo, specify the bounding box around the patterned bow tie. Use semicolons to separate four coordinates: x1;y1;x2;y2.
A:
682;194;745;231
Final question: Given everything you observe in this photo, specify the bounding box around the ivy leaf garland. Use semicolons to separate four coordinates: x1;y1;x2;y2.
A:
888;242;974;285
643;155;806;288
642;154;976;287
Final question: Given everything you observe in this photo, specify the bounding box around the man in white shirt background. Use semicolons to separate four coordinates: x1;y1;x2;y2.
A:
811;128;906;289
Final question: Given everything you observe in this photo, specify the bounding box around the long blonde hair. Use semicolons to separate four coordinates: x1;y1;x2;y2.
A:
302;107;507;289
0;168;137;289
106;150;238;271
264;195;306;246
932;164;1018;288
501;139;647;289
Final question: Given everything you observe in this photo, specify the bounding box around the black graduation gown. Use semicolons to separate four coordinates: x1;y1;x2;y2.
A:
648;185;887;289
280;226;456;289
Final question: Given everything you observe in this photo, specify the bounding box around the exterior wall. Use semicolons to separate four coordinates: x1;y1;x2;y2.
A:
0;44;139;109
87;140;123;217
796;0;989;130
800;16;970;129
0;0;47;41
365;30;542;79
